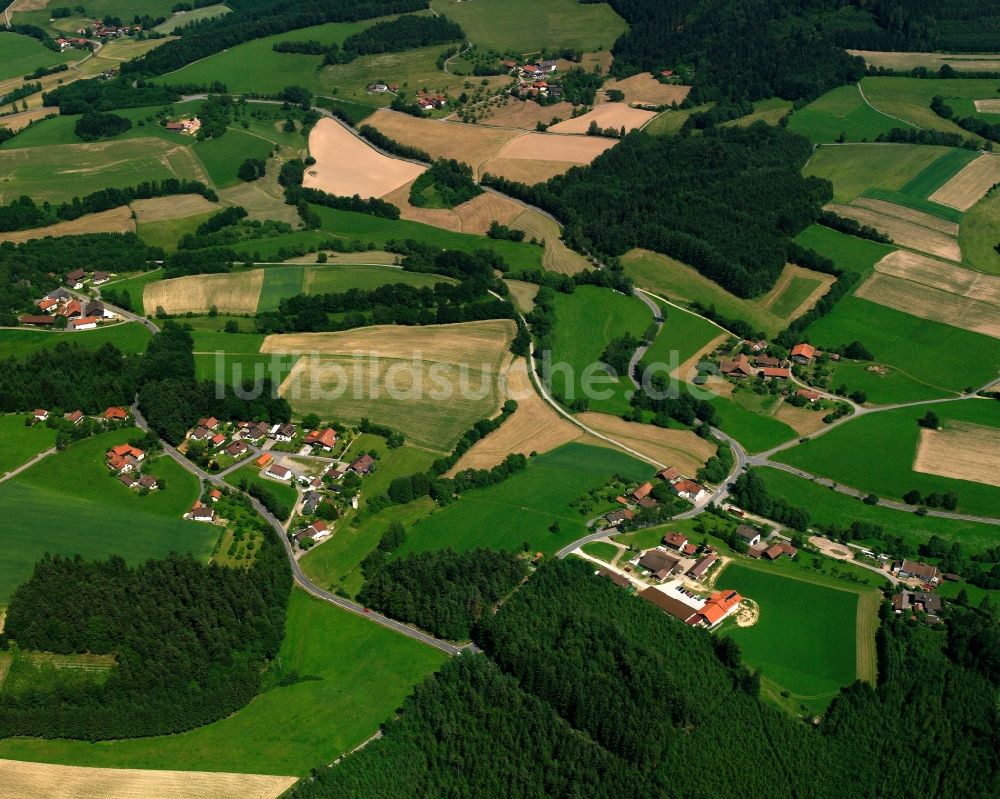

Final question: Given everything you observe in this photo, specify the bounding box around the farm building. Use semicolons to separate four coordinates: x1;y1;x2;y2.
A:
64;410;84;425
790;343;816;364
672;480;707;503
606;508;634;527
595;566;631;589
759;367;791;380
65;268;86;288
687;553;717;580
70;317;99;331
92;271;111;285
720;354;754;379
32;409;49;422
797;389;821;402
662;532;688;551
693;590;742;628
639;581;706;624
735;525;761;547
19;315;55;326
632;481;654;501
657;466;680;481
895;559;940;584
637;549;681;581
264;463;292;482
256;453;274;468
103;406;128;421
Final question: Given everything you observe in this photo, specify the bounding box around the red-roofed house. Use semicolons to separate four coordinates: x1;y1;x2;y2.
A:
304;428;338;451
694;589;742;628
33;409;49;422
210;433;226;448
71;317;100;331
720;354;754;379
264;463;292;482
632;481;653;501
59;300;82;318
103;406;128;421
64;410;84;425
350;454;374;475
189;502;215;522
306;520;330;541
656;466;680;481
790;343;816;364
662;532;688;551
198;416;219;430
759;367;790;380
672;480;708;503
19;315;55;326
256;453;274;469
37;298;58;312
796;389;820;402
209;488;222;502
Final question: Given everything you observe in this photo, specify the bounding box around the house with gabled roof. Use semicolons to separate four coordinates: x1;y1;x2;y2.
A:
656;466;680;481
719;354;754;379
264;463;292;482
693;589;742;628
64;410;84;425
735;524;761;547
790;343;816;364
662;532;688;551
188;502;215;522
304;427;338;451
103;406;128;421
632;481;654;502
350;454;374;475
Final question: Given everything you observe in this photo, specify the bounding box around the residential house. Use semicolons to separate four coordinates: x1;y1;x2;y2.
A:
672;479;708;503
746;339;767;353
119;473;139;488
165;118;201;134
605;508;634;527
19;315;55;326
209;488;222;502
501;59;519;71
103;406;128;421
637;549;681;581
693;589;742;628
662;532;688;551
350;454;375;475
632;481;654;502
656;466;680;481
65;268;86;288
138;475;159;490
687;553;717;580
209;433;226;449
304;427;338;451
264;463;292;482
32;409;49;422
92;271;110;285
106;444;144;474
306;520;330;541
538;59;558;72
198;416;220;430
226;441;248;458
189;502;215;522
790;343;816;364
719;354;754;379
70;316;99;331
796;388;820;402
896;559;940;584
753;355;781;369
892;590;943;621
270;423;296;442
59;300;82;319
189;426;212;442
302;491;320;516
637;496;657;509
735;525;761;547
256;453;274;469
64;410;84;425
682;543;698;557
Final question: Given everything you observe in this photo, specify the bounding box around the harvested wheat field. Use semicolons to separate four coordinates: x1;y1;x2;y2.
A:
369;109;520;176
577;412;716;476
480;157;577;184
131;193;219;223
774;403;829;436
849;50;1000;72
481;99;575;130
305;117;425;199
263;320;515;367
0;106;56;132
0;206;134;244
826;203;961;261
548;103;657;134
975;99;1000;113
928;154;1000;211
914;422;1000;488
851;197;959;236
272;321;515;451
600;73;691;106
508;207;590;273
0;759;295;799
856;273;1000;339
445;358;580;474
380;181;522;234
144;270;264;315
876;250;1000;306
218;181;302;226
505;279;539;312
497;132;616;163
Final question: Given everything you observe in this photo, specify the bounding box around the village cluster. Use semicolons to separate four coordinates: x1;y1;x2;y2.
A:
56;20;144;51
18;273;117;331
717;341;833;384
603;465;710;530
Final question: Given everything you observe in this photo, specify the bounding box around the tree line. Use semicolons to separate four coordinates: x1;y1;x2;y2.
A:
300;13;464;65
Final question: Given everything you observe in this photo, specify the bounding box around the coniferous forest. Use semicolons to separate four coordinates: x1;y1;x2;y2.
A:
0;507;291;740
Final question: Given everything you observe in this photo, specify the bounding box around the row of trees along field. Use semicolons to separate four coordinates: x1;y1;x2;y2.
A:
138;323;291;444
289;558;999;798
0;234;162;325
117;0;429;77
484;125;829;298
0;500;292;739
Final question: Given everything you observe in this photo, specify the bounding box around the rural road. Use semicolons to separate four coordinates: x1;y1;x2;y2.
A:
0;447;56;484
129;403;466;656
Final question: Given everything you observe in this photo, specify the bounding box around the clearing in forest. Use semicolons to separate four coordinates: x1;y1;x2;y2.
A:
548;104;657;134
826;202;960;261
928;153;1000;211
305;117;425;200
849;50;1000;72
0;760;295;799
0;207;134;244
913;422;1000;488
144;271;265;315
445;358;581;474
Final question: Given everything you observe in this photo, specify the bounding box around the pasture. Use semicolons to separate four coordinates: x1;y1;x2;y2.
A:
704;392;798;454
0;32;77;83
136;211;218;252
788;84;900;144
304;118;425;199
0;323;152;359
194;353;299;385
547;285;651;415
194;129;274;189
960;190;1000;276
0;589;446;776
0;414;56;477
641;301;724;381
828;359;952;405
858;76;1000;139
403;443;651;556
428;0;627;53
265;321;515;451
0;430;213;602
756;467;1000;554
622;249;834;337
0;138;206;203
257;266;305;313
775;400;1000;517
804;144;952;204
720;563;863;714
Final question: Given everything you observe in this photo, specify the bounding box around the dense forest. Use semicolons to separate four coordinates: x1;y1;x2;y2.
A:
359;547;528;640
325;13;463;62
73;111;132;142
290;558;1000;798
486;125;829;297
0;507;291;739
118;0;429;77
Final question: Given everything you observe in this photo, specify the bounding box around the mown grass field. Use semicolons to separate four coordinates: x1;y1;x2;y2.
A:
302;497;437;597
828;359;953;404
194;128;275;189
349;435;438;507
153;4;230;33
793;224;894;276
195;352;299;386
548;285;651;415
429;0;626;52
804;144;953;203
0;430;213;602
0;588;446;776
859;76;1000;140
775;400;1000;517
580;541;619;562
642;302;723;373
720;563;861;714
402;443;652;556
224;464;298;518
257;265;306;312
190;329;266;354
788;84;901;144
0;32;78;83
756;467;1000;554
0;323;152;359
959;189;1000;276
704;392;798;454
0;415;57;476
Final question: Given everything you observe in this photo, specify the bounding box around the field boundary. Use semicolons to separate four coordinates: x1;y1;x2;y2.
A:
856;590;880;684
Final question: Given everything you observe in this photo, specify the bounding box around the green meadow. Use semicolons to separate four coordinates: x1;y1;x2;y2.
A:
704;392;798;454
305;263;452;293
804;143;952;203
153;4;230;34
190;330;266;353
429;0;627;52
101;270;167;315
793;224;894;276
788;84;900;144
350;435;438;507
959;189;1000;276
776;400;1000;517
756;467;1000;554
224;464;299;518
0;430;214;602
0;323;152;359
195;352;299;386
257;265;307;312
0;588;446;775
0;415;57;476
403;443;652;556
194;128;275;189
828;359;952;405
0;32;78;83
642;303;723;372
720;563;860;713
547;285;651;415
858;76;1000;140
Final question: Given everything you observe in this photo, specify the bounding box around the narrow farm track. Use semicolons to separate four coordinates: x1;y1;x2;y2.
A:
855;591;880;684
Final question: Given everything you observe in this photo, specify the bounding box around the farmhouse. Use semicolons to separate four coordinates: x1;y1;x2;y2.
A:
70;316;99;331
502;59;519;71
662;532;688;551
632;481;654;501
306;520;330;541
304;428;338;451
735;525;761;547
106;444;144;474
270;423;296;442
656;466;680;481
637;549;681;581
209;488;222;502
790;343;816;364
350;454;375;475
65;268;86;288
188;502;215;522
19;315;55;326
538;60;558;73
32;409;49;422
763;541;798;560
85;300;114;318
92;271;110;285
63;410;84;425
59;300;82;319
759;367;791;380
797;389;821;402
753;355;781;369
895;559;940;584
103;406;128;421
606;508;634;527
693;590;742;628
37;298;58;312
264;463;292;482
719;354;754;379
672;479;708;503
892;590;943;621
165;118;201;135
